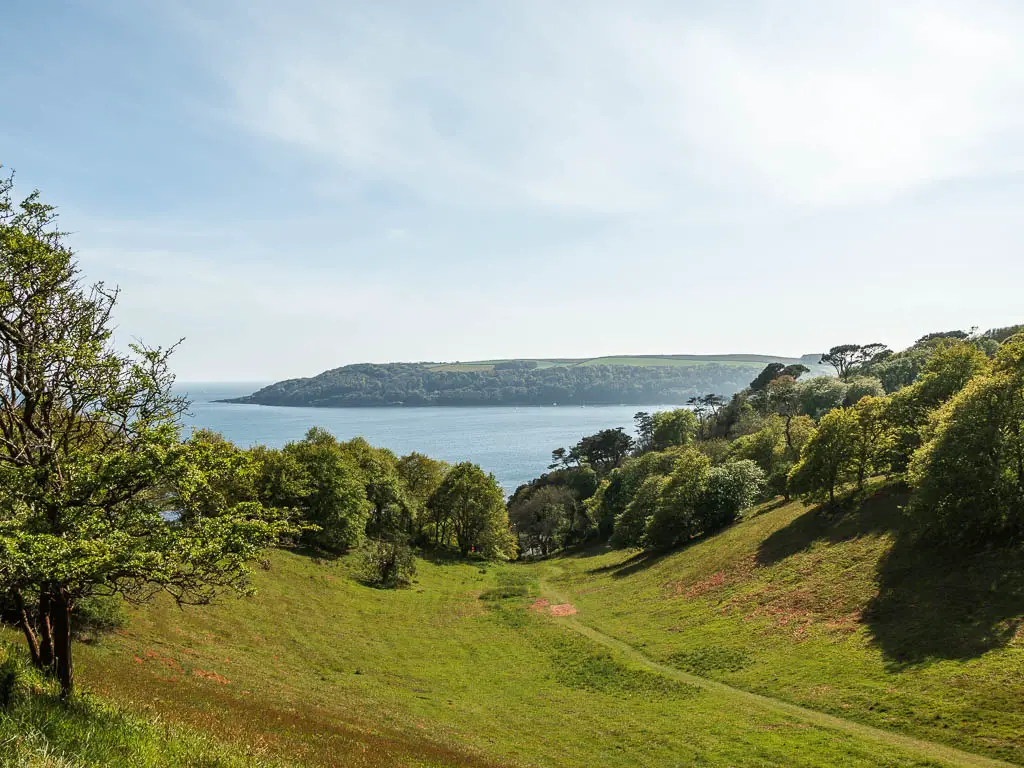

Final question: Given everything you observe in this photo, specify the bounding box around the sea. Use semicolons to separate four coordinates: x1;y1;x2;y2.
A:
175;383;672;495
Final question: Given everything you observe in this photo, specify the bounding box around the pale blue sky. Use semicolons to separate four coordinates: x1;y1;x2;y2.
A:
3;1;1023;380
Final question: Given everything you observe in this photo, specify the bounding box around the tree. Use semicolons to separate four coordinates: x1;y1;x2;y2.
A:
573;428;634;470
633;411;655;453
797;376;848;420
278;429;372;552
759;376;802;450
750;363;785;392
821;344;890;381
687;394;725;437
548;447;573;470
396;452;448;542
596;449;682;542
696;460;766;531
650;408;699;450
644;449;711;550
427;462;516;558
788;408;858;503
909;334;1024;544
821;345;862;381
848;396;893;489
0;175;291;696
340;437;408;539
843;376;885;407
359;539;416;588
610;474;667;549
730;414;812;498
983;325;1024;344
781;363;810;380
508;485;576;556
884;340;990;472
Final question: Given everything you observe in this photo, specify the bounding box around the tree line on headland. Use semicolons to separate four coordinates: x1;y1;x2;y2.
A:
1;172;1022;704
224;359;821;408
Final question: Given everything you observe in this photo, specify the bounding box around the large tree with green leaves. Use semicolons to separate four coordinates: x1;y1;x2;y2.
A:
909;334;1024;544
788;407;858;503
650;408;699;450
821;343;889;381
0;175;291;697
427;462;516;558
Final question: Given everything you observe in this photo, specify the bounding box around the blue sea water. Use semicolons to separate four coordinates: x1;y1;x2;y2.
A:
176;383;670;494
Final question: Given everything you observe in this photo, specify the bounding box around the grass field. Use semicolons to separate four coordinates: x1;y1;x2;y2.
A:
0;643;285;767
539;486;1024;764
6;487;1020;766
426;355;829;375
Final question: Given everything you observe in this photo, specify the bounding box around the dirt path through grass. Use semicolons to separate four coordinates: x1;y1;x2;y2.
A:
537;568;1018;768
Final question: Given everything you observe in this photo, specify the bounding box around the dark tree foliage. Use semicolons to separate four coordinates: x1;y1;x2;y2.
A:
917;330;970;345
572;428;634;470
821;344;891;381
749;363;785;392
984;324;1024;344
508;467;599;554
492;360;538;371
633;411;655;452
359;539;416;588
781;364;810;380
226;363;774;408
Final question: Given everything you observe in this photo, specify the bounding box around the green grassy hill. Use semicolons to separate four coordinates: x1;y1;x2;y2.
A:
540;485;1024;764
5;490;1011;766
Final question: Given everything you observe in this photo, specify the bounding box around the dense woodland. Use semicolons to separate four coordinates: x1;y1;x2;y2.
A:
227;360;802;407
507;326;1024;557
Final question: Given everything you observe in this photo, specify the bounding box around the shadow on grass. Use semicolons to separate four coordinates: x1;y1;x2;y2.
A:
578;546;686;579
867;534;1024;667
756;484;904;567
756;483;1024;666
285;544;343;563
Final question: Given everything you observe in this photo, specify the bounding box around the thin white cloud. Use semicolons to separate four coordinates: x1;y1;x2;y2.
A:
173;0;1024;211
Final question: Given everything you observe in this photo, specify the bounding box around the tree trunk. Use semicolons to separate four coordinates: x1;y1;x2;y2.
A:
38;588;54;670
51;590;74;699
12;591;41;668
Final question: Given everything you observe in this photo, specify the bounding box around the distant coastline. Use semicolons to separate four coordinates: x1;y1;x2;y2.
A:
222;354;826;408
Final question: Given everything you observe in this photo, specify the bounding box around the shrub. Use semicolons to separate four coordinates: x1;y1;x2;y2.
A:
697;460;766;530
74;595;129;642
359;540;417;588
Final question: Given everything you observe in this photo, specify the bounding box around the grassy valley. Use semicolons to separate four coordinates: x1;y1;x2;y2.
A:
5;489;1014;766
3;175;1024;767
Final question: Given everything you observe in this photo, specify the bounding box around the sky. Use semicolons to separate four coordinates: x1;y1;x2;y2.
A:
3;0;1024;381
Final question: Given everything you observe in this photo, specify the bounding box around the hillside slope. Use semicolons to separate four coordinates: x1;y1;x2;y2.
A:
39;511;1017;767
537;485;1024;764
0;644;284;767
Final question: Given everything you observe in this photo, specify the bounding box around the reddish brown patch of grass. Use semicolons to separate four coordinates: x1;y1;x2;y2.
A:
193;669;231;685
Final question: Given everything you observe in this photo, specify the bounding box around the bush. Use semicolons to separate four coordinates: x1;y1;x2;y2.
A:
74;595;129;642
359;540;417;588
698;460;766;530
